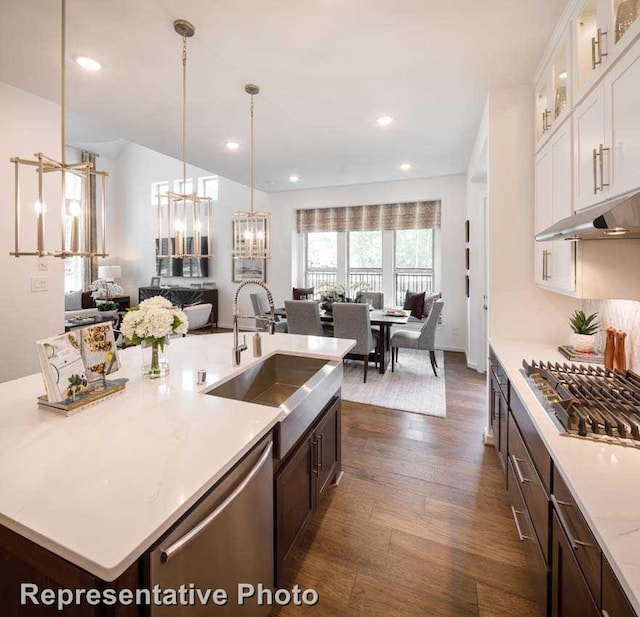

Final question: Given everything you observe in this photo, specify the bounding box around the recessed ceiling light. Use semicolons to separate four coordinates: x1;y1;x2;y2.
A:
289;175;300;183
226;141;240;150
399;162;412;171
75;56;102;71
559;71;568;79
376;116;394;127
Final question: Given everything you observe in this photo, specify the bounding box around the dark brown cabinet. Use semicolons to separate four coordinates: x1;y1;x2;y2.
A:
551;512;600;617
274;396;341;584
604;559;638;617
489;370;507;471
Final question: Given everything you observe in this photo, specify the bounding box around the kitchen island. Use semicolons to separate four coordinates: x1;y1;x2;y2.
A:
490;338;640;617
0;333;355;600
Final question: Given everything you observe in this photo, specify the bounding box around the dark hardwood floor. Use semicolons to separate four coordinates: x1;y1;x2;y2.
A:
271;352;538;617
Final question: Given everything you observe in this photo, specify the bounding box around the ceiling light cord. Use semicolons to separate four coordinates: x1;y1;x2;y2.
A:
181;34;187;188
61;0;66;166
250;92;255;214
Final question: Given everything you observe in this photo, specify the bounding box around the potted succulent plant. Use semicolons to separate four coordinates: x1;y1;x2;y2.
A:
569;310;600;353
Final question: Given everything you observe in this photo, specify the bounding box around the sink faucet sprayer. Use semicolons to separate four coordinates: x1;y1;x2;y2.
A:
232;280;276;366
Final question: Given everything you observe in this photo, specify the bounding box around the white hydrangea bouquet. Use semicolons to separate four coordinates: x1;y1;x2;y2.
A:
121;296;189;378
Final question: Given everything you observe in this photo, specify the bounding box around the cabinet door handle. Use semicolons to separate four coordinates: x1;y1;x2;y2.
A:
542;109;551;133
591;36;598;69
511;506;533;542
602;610;611;617
511;455;533;484
542;250;547;280
318;433;324;470
593;147;601;193
311;437;319;475
551;495;594;551
546;251;551;280
599;143;610;189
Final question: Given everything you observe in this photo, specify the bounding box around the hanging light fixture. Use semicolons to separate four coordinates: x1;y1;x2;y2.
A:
156;20;214;261
232;84;271;260
9;0;109;258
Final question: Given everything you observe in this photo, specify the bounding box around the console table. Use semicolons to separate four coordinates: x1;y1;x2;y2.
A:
138;287;218;328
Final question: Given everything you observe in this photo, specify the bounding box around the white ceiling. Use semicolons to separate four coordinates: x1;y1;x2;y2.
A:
0;0;568;192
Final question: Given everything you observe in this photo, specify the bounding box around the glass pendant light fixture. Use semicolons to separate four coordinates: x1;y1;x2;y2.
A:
156;20;214;261
232;84;271;260
9;0;109;258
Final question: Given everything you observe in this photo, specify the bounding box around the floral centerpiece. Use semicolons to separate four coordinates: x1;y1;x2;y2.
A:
90;279;124;312
121;296;189;378
319;282;371;312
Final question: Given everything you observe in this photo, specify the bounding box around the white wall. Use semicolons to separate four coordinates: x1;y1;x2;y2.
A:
486;86;579;344
111;143;270;328
268;175;468;352
0;83;65;382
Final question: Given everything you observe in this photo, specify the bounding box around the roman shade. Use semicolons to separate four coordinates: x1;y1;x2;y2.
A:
296;201;441;233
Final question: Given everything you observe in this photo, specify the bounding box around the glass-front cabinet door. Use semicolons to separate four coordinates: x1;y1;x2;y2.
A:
573;0;640;101
535;26;571;148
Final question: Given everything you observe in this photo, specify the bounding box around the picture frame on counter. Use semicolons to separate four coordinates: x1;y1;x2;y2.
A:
150;276;160;287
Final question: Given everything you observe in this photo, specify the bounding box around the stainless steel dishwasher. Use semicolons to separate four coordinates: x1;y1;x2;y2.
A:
149;436;273;616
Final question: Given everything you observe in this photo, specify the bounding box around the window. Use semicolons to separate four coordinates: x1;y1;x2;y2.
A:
198;176;219;201
394;229;434;305
63;172;84;293
305;232;338;292
348;231;382;291
302;228;436;305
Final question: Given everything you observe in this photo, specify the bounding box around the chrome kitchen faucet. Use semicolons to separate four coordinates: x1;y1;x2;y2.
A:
232;280;276;366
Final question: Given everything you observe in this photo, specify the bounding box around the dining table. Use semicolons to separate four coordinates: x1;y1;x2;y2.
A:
276;306;410;374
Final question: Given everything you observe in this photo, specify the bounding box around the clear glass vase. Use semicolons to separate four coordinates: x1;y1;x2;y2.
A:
141;336;170;379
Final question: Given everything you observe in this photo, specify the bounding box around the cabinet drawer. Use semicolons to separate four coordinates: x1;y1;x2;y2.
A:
508;415;549;562
603;558;638;617
552;467;602;606
489;352;509;404
506;459;548;616
509;389;552;494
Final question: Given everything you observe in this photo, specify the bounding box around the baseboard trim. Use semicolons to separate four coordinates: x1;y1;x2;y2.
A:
483;426;495;446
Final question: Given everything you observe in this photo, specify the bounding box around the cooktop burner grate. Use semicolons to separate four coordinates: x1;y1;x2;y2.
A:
522;360;640;447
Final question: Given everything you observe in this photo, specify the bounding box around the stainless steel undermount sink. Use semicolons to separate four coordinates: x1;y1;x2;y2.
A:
205;353;343;459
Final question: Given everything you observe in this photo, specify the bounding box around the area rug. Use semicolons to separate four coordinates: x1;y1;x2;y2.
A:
341;349;446;417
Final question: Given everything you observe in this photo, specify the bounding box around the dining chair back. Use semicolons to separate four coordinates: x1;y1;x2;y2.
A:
292;287;314;300
391;300;444;375
251;293;287;333
359;291;384;309
332;303;378;382
284;300;323;336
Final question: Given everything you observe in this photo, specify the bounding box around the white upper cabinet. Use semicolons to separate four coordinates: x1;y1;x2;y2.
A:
606;40;640;196
535;120;576;293
536;25;572;149
573;83;608;210
573;0;640;104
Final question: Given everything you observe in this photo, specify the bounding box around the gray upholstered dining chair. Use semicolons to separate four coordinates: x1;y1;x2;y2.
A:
359;291;384;309
391;300;444;376
284;300;324;336
332;303;379;383
250;293;288;333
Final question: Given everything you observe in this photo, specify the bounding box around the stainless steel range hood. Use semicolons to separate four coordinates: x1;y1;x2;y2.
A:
536;189;640;241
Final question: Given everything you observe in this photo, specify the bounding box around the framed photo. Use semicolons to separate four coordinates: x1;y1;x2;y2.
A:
233;258;266;283
150;276;160;287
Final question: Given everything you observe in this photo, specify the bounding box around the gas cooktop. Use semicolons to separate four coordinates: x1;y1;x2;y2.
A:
522;360;640;447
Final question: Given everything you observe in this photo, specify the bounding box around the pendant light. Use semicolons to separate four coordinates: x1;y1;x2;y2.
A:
9;0;109;258
232;84;271;260
156;20;214;261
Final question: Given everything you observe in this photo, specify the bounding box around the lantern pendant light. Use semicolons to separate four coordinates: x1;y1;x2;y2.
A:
156;20;214;261
9;0;109;258
232;84;271;260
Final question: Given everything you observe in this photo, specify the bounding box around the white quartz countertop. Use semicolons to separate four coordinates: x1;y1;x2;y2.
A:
0;333;354;581
490;338;640;614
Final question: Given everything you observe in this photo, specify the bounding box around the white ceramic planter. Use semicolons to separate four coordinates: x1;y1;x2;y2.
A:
570;332;596;353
